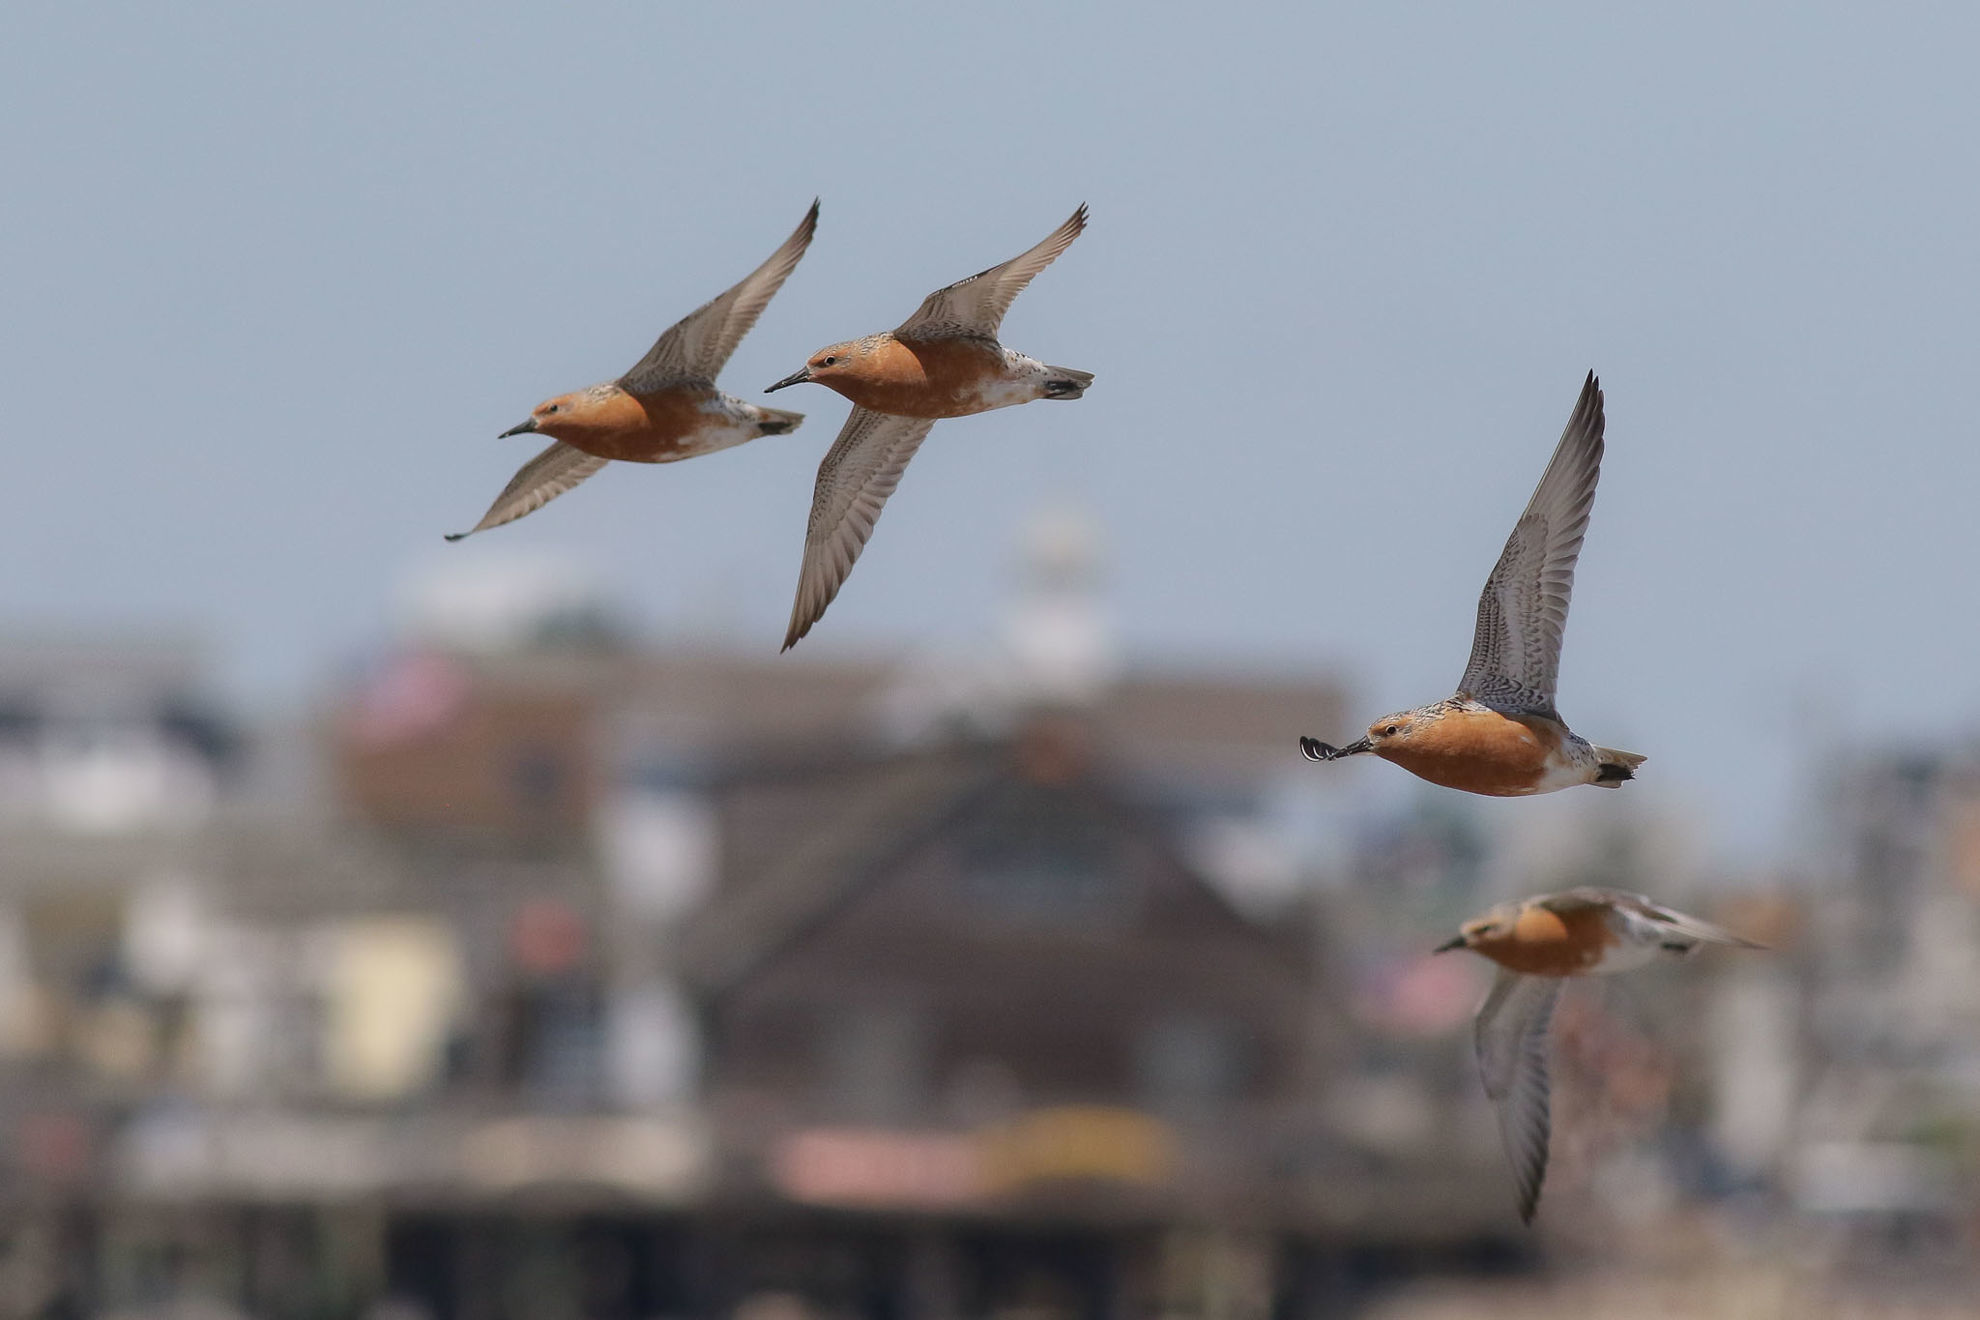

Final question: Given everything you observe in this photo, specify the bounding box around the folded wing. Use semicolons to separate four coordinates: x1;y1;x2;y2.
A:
1458;371;1605;717
619;200;820;395
783;407;939;650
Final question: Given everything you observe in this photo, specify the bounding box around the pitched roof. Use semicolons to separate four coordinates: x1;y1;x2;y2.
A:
676;746;1003;995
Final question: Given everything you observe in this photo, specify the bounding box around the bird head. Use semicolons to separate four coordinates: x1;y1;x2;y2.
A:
766;341;862;395
1319;710;1422;760
1435;905;1519;954
500;386;619;441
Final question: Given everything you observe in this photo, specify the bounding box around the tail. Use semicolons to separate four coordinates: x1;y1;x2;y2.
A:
1591;747;1646;787
1042;367;1094;400
754;406;805;436
1658;912;1767;952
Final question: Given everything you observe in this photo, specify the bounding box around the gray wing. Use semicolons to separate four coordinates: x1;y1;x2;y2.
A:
1458;372;1605;717
782;408;939;650
445;442;609;541
1475;969;1565;1224
895;204;1086;340
1578;888;1766;950
618;200;820;395
1541;886;1627;915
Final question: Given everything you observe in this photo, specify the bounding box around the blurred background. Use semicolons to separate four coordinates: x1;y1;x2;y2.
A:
5;3;1980;1317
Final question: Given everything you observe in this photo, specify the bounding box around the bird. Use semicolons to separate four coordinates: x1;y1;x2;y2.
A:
445;201;819;541
1299;371;1644;795
764;204;1093;650
1434;886;1763;1223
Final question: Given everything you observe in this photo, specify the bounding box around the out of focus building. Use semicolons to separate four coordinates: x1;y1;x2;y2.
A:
0;519;1876;1319
1783;749;1980;1244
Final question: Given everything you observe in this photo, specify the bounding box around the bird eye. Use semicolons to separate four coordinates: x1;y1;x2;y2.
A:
1384;725;1401;736
821;356;837;367
546;404;560;414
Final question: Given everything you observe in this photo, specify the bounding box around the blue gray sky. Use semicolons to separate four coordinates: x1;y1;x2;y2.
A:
4;3;1976;862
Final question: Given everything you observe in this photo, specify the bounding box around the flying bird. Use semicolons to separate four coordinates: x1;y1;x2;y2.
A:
446;201;819;541
765;204;1093;649
1435;887;1763;1223
1301;372;1643;794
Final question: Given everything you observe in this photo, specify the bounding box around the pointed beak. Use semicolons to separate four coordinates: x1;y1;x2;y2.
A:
1433;935;1466;954
1300;736;1372;762
500;417;539;438
764;366;811;393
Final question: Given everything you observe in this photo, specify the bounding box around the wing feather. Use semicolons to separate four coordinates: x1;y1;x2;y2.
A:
619;200;819;395
1559;887;1764;949
1458;372;1606;716
896;204;1086;340
446;442;609;541
782;408;939;650
1475;969;1565;1224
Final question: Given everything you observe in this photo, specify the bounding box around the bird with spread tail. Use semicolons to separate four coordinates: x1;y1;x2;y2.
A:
764;204;1093;650
1301;372;1643;794
446;201;820;541
1435;887;1763;1223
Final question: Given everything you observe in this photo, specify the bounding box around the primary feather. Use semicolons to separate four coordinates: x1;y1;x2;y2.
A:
1459;372;1605;718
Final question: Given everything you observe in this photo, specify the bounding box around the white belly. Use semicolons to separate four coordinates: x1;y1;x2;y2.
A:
1529;755;1595;793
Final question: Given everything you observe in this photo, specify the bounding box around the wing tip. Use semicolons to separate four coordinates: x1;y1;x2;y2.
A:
1576;369;1605;437
782;587;820;652
1506;1104;1552;1227
1049;202;1089;255
1517;1177;1544;1225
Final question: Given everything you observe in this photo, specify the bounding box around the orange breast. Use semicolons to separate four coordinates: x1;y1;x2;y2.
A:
1475;906;1614;977
1376;709;1561;796
827;336;1005;418
554;385;717;463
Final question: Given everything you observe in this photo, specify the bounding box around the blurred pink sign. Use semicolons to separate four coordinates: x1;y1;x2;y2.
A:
773;1128;983;1208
